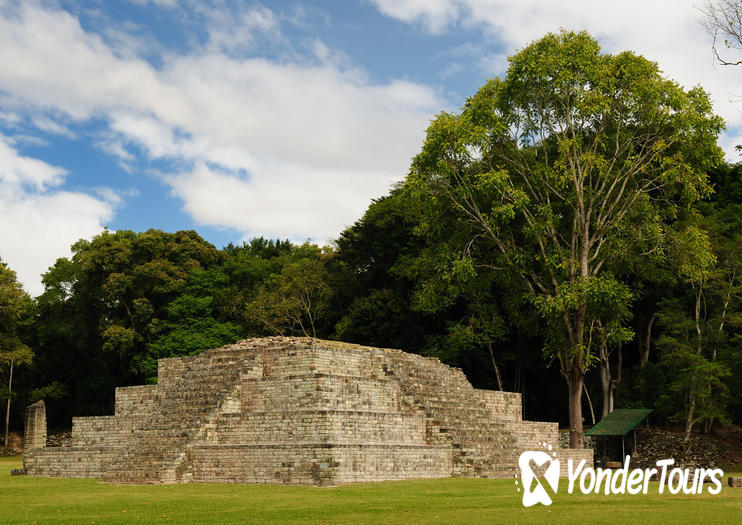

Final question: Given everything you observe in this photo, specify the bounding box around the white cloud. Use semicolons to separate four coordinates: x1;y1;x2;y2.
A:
373;0;463;33
0;136;114;296
0;135;65;190
11;134;50;147
94;186;140;206
31;116;76;138
0;2;443;291
127;0;178;7
166;160;395;241
0;3;441;229
0;111;21;125
205;4;282;53
371;0;742;157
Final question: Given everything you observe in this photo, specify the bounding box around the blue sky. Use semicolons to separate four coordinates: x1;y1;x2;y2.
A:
1;0;740;295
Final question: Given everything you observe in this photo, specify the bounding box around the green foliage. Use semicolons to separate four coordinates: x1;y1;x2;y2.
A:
334;289;413;347
332;190;513;389
0;259;33;443
27;231;337;421
617;362;668;409
659;344;731;426
401;30;725;442
141;270;243;381
405;30;723;372
246;245;333;338
31;229;222;417
0;259;33;366
651;194;742;432
28;381;69;404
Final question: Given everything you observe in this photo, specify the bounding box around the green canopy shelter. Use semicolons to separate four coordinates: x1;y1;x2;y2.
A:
586;409;653;464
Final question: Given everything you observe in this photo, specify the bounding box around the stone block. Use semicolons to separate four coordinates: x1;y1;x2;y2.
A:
24;400;46;451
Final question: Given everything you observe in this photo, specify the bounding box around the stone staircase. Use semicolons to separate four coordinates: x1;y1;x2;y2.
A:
102;346;252;482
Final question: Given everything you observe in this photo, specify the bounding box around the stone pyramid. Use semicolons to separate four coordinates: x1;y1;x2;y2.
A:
24;337;591;485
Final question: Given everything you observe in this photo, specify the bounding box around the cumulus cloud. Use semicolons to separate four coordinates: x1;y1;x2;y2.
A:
373;0;463;33
0;136;114;296
166;161;394;241
0;2;442;254
372;0;742;157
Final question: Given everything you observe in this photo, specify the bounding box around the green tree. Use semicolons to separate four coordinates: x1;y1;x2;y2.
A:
403;30;724;447
0;259;33;446
334;191;525;395
333;192;449;353
247;244;333;338
33;229;220;417
656;199;741;440
139;267;244;381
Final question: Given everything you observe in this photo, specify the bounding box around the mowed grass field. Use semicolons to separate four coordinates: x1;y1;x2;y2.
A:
2;457;740;524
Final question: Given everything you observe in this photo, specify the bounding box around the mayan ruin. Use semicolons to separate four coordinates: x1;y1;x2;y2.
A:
23;337;592;485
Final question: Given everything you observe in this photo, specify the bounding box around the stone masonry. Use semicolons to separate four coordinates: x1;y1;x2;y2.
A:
24;337;592;485
24;400;46;451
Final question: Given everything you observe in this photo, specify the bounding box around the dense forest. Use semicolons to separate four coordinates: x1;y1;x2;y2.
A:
2;31;741;447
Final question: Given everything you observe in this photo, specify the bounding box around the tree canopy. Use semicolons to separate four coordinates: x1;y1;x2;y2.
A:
402;30;724;446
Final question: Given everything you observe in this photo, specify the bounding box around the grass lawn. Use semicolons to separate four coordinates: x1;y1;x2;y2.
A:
2;456;740;524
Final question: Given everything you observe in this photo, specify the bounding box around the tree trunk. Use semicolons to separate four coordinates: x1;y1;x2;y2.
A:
599;344;611;420
600;378;611;420
567;364;585;448
684;393;696;443
584;385;596;425
487;342;503;391
639;313;657;368
4;358;13;448
683;284;703;444
713;268;734;362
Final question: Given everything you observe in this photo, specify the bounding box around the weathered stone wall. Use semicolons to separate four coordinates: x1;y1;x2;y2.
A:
187;444;453;485
475;390;522;421
25;337;592;484
115;385;162;416
24;400;46;451
213;411;426;445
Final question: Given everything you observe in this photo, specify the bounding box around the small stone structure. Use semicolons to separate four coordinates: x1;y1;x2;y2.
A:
24;400;46;451
24;337;592;484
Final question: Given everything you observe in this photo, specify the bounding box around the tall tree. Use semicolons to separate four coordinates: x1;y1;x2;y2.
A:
403;31;724;447
0;259;33;446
